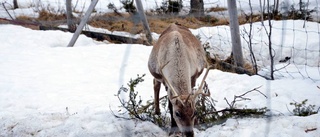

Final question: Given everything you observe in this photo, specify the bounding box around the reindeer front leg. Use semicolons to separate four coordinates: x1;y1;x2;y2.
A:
168;100;179;135
153;79;161;115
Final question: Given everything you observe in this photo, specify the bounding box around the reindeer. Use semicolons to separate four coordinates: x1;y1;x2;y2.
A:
148;23;211;137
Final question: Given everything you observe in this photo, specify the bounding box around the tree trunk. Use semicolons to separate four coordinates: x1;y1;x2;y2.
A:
190;0;204;17
66;0;76;32
67;0;98;47
274;0;279;15
135;0;152;45
13;0;18;9
227;0;244;67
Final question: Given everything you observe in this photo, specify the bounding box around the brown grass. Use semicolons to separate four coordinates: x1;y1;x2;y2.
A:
11;8;261;34
88;12;232;34
15;15;35;21
238;14;264;25
37;10;66;21
207;6;227;12
14;10;67;27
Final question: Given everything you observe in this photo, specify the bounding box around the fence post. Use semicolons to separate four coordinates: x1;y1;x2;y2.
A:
135;0;153;45
227;0;244;67
66;0;75;32
67;0;98;47
13;0;18;9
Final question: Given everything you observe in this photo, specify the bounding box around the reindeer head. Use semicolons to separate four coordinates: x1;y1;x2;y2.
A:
160;62;212;137
170;94;196;137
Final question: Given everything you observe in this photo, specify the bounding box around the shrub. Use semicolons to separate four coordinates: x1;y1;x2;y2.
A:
289;99;319;116
120;0;136;13
114;74;170;128
113;74;268;131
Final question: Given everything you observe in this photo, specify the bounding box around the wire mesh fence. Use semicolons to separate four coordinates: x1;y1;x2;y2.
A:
0;1;319;136
0;0;319;81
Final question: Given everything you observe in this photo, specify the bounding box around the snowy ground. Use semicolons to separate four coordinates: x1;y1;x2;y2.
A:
1;0;320;137
1;0;320;20
1;23;320;137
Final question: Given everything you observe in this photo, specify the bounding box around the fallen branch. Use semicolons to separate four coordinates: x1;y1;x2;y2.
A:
0;18;40;26
225;85;266;109
39;26;149;45
113;75;269;131
305;127;317;133
205;107;268;117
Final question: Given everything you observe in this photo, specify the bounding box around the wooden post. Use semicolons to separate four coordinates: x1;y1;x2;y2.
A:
135;0;153;45
190;0;204;17
67;0;98;47
227;0;244;67
274;0;279;15
13;0;18;9
66;0;75;32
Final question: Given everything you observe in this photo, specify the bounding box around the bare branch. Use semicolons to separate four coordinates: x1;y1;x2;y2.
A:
1;2;14;20
273;62;290;72
237;85;267;98
286;104;294;115
224;97;232;108
224;85;266;109
109;105;134;120
305;128;317;133
139;95;167;112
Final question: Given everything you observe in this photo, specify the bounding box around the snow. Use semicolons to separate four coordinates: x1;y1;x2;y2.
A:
2;0;320;19
192;20;320;80
1;0;320;137
0;24;162;136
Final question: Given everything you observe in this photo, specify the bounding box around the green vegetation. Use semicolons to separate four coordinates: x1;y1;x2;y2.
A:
289;99;319;116
113;74;268;130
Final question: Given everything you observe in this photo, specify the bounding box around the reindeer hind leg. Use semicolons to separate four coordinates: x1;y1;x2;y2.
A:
154;79;161;115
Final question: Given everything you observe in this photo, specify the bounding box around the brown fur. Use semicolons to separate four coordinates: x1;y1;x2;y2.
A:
148;23;206;137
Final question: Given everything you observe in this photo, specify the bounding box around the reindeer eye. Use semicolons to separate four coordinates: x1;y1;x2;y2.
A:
193;111;198;117
175;111;181;118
